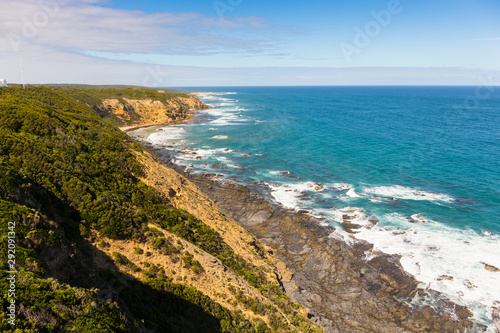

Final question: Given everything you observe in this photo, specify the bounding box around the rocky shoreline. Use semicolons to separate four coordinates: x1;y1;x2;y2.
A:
135;141;478;333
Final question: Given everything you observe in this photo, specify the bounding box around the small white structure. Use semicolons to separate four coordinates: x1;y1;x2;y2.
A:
0;79;7;87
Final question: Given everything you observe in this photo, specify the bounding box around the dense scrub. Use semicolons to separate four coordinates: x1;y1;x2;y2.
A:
0;201;255;332
54;85;191;108
0;86;318;332
0;86;156;238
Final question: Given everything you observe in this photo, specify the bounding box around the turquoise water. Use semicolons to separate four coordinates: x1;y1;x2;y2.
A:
131;86;500;330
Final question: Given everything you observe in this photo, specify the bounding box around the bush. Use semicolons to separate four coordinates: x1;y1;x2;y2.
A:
182;252;204;275
112;252;141;272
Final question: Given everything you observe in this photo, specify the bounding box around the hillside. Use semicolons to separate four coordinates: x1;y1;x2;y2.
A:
0;86;320;332
53;86;209;129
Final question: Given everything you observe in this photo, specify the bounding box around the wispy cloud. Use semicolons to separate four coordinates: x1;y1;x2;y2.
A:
0;0;273;57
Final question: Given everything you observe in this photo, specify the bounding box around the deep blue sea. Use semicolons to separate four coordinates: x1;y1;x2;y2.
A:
131;86;500;330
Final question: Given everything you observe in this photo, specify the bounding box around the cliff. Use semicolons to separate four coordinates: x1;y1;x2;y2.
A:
0;86;319;332
100;94;208;130
54;86;209;129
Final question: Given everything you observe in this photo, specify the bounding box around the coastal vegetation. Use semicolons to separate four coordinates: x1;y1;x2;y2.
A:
53;85;203;128
0;86;320;332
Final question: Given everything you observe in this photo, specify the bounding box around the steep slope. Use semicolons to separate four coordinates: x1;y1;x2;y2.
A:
55;86;208;129
0;86;320;332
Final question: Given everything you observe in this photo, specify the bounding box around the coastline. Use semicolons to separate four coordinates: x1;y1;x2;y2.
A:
120;122;172;133
163;154;476;332
127;126;478;332
118;103;214;133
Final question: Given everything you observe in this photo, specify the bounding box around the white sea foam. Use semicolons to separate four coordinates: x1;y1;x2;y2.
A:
212;135;228;140
269;170;293;176
267;181;326;209
195;92;237;102
192;148;233;158
339;207;376;227
347;213;500;331
172;147;235;162
407;213;427;224
171;159;194;171
346;188;361;198
363;185;454;204
218;158;243;169
147;127;187;145
315;205;500;329
324;183;363;201
195;97;251;126
209;114;250;126
330;183;354;191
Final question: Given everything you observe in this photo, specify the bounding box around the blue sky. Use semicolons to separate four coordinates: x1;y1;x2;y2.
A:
1;0;499;85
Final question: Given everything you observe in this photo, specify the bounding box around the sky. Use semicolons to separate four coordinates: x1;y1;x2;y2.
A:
1;0;499;86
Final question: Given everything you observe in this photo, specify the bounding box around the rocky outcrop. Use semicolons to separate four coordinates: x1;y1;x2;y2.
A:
172;170;475;333
98;93;208;129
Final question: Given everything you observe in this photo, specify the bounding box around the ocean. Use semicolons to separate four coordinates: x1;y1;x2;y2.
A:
130;86;500;330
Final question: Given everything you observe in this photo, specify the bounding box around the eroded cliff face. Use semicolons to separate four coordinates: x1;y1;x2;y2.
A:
99;93;208;128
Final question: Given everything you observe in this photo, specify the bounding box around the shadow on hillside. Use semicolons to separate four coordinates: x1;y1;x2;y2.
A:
31;188;223;332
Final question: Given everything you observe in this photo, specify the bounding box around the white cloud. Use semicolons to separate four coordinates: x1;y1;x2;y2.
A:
0;0;271;56
2;43;498;87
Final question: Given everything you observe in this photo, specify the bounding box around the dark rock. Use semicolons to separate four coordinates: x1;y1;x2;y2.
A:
342;221;362;233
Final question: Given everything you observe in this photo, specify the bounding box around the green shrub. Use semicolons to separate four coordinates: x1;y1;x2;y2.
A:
112;252;141;272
